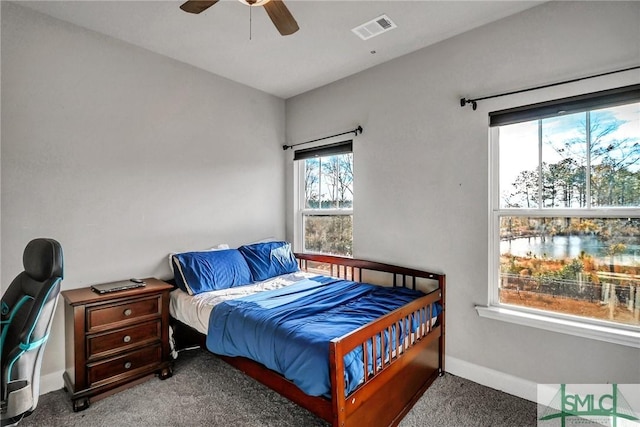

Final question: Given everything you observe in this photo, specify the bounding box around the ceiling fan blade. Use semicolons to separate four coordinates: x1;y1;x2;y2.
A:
180;0;219;14
263;0;299;36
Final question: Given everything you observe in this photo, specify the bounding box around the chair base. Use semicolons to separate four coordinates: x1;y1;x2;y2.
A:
1;414;25;427
1;380;33;426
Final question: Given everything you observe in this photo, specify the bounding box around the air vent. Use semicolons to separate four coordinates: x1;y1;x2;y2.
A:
351;15;397;41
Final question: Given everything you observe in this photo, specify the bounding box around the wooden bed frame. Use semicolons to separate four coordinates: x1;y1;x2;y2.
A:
170;253;445;427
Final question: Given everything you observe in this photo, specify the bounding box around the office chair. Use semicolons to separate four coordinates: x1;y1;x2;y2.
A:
1;239;63;427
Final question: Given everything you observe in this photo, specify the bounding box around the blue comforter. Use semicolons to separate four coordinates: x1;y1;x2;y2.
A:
206;276;438;397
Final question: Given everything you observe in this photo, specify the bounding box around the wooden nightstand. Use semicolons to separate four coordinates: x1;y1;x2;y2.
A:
62;278;174;412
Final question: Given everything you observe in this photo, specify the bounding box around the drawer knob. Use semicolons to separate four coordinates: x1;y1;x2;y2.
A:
123;308;132;316
123;335;131;343
124;362;132;369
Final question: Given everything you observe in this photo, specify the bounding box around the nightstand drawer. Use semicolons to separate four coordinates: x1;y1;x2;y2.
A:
87;320;161;360
87;295;160;331
87;344;161;387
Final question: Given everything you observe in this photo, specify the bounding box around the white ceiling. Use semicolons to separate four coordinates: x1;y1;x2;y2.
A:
17;0;545;99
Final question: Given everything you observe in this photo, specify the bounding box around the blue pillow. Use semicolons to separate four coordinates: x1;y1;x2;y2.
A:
238;241;299;282
171;256;190;293
172;249;253;295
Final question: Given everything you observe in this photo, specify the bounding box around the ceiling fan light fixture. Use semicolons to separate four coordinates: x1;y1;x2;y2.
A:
238;0;272;6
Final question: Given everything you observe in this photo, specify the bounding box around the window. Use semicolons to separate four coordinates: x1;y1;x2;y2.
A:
295;141;353;256
485;85;640;345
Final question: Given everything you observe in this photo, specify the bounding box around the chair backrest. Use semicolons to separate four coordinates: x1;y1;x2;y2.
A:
1;238;63;420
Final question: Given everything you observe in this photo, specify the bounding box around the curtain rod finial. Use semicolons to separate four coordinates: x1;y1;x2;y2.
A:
283;145;290;151
356;125;363;135
460;98;478;110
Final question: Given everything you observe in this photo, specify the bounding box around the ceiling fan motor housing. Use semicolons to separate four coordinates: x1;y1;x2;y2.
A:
240;0;272;6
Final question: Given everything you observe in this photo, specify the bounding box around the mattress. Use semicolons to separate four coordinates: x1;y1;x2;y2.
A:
169;271;317;334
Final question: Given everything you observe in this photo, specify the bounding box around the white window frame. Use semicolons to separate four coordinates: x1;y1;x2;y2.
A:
478;96;640;349
293;146;353;256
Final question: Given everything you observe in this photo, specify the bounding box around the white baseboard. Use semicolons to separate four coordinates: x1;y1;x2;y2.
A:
39;370;64;395
445;355;537;402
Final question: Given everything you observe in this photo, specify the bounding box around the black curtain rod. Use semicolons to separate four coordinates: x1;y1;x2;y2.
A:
460;65;640;110
283;126;363;151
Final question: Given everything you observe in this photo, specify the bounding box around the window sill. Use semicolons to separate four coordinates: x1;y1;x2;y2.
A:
475;305;640;348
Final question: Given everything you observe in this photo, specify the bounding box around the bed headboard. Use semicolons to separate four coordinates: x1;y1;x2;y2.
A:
294;253;445;294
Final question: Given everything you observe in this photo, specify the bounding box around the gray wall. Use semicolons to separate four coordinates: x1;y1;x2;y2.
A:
286;1;640;391
1;3;285;380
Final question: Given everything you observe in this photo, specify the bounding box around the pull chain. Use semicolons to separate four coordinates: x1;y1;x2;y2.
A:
249;5;252;40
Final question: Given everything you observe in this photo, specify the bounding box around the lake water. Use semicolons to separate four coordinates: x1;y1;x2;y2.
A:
501;235;640;265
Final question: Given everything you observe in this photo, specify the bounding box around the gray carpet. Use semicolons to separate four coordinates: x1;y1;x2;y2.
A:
21;349;537;426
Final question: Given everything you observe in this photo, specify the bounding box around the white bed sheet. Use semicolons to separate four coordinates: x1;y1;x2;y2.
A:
169;271;317;335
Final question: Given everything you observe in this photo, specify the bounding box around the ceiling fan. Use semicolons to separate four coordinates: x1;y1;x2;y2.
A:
180;0;299;36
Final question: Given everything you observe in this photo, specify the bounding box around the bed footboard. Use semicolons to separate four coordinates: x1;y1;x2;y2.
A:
329;292;442;426
295;253;446;427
